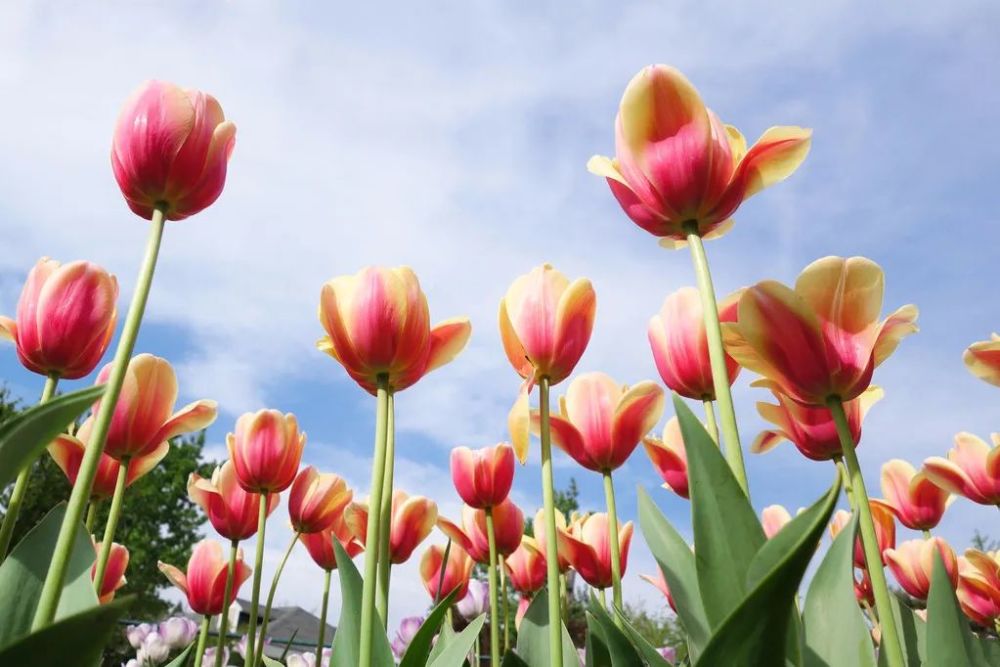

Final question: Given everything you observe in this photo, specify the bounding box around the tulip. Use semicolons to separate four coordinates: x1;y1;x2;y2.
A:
438;500;524;564
300;516;365;571
643;417;690;499
964;334;1000;387
515;596;531;629
141;632;171;665
126;623;153;650
957;550;1000;626
159;617;199;649
639;568;677;612
92;540;128;604
876;459;951;531
884;538;958;600
50;428;167;500
648;287;741;401
505;536;548;595
532;508;571;572
557;513;633;590
587;64;811;246
227;409;305;493
111;80;236;221
288;467;352;534
391;616;424;660
924;432;1000;506
188;461;279;542
761;505;792;539
0;258;118;379
450;443;516;509
829;505;896;568
159;539;251;616
854;568;875;607
420;543;474;600
344;490;438;564
456;578;490;620
752;387;882;461
317;266;471;395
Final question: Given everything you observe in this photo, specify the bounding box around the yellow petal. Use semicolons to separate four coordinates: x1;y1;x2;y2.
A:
794;256;884;334
740;126;813;199
585;155;628;186
873;304;919;367
508;387;531;464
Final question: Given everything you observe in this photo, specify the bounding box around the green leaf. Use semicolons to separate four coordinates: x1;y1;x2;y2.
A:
0;384;104;488
261;657;284;667
802;514;876;667
514;589;578;667
0;595;131;666
877;593;925;667
611;608;674;667
162;642;195;667
585;612;612;667
926;550;979;667
399;588;460;667
694;475;840;667
427;614;486;667
328;540;394;667
426;620;457;663
501;650;530;667
673;395;766;627
636;486;710;658
584;593;642;667
0;503;100;649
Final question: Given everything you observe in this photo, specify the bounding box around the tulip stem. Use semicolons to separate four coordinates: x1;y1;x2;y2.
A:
33;206;166;630
601;470;624;625
829;398;905;667
193;614;212;667
0;373;59;561
434;538;453;605
316;568;332;666
246;492;270;661
500;560;510;652
359;374;391;667
214;539;239;667
835;458;857;509
683;221;748;496
701;398;719;444
538;376;564;667
922;529;932;540
560;573;568;624
84;501;100;534
93;457;130;593
485;507;501;667
254;531;300;667
376;391;396;628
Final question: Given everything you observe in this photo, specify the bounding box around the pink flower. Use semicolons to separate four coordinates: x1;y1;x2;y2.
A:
639;568;676;612
884;537;958;600
964;334;1000;387
158;539;251;616
504;536;548;596
419;543;474;601
875;459;951;530
643;417;689;499
50;426;167;500
288;466;352;534
531;508;571;573
92;540;128;604
391;616;424;659
557;513;633;590
299;516;364;571
829;505;896;568
437;499;524;564
344;490;438;564
923;432;1000;506
450;444;515;509
227;409;305;493
456;579;490;620
188;460;279;542
957;550;1000;626
761;505;792;539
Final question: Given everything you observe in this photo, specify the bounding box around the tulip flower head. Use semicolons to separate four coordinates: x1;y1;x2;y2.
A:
317;266;471;394
92;540;128;604
876;459;951;531
391;616;424;660
456;578;490;620
639;568;677;612
111;80;236;220
557;512;633;590
884;537;959;600
504;536;548;595
648;287;741;400
854;568;875;607
532;508;571;572
761;505;792;539
450;443;515;509
300;515;365;571
957;550;1000;626
923;432;1000;506
159;539;251;616
964;334;1000;387
227;409;305;493
752;387;882;461
829;505;896;568
0;258;118;380
158;617;199;650
344;490;438;564
723;257;918;406
288;466;353;534
643;417;690;498
587;64;811;247
419;543;474;601
438;499;524;564
50;425;167;500
188;461;279;541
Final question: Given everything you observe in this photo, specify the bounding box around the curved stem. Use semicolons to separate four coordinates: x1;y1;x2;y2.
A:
33;208;166;630
485;507;501;667
193;614;212;667
376;391;396;627
359;375;391;667
684;221;748;495
829;398;904;667
84;501;100;534
560;573;568;624
434;538;453;605
602;470;624;624
316;569;332;666
246;492;270;661
93;457;130;591
254;531;300;667
500;560;510;652
834;457;856;509
701;398;719;444
0;373;59;561
538;376;564;667
214;539;239;667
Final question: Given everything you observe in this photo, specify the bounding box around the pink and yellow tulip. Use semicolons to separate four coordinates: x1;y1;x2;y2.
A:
92;540;128;604
227;409;305;493
300;516;365;571
557;513;633;590
761;505;792;539
188;461;279;542
50;428;167;500
830;505;897;567
532;508;571;573
419;542;474;601
437;499;524;564
643;417;689;499
450;443;515;509
875;459;950;531
344;490;437;564
923;432;1000;506
964;334;1000;387
288;466;353;534
158;539;251;616
504;536;548;596
957;550;1000;626
639;568;676;612
884;537;958;600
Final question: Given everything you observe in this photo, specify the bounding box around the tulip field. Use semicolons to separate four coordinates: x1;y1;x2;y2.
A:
2;26;1000;667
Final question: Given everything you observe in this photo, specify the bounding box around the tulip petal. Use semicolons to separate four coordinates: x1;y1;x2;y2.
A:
436;516;472;552
128;440;169;486
0;316;15;342
964;334;1000;387
154;399;218;445
873;304;919;366
508;388;531;464
795;256;884;335
585;155;629;186
751;429;786;454
498;298;533;381
425;317;472;374
543;412;592;469
611;380;665;463
550;278;596;384
734;126;812;199
157;561;188;595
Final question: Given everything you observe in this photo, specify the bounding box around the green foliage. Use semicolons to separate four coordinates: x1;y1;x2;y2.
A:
329;539;394;667
514;590;578;667
399;588;461;667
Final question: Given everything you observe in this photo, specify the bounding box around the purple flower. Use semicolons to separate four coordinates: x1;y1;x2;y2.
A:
391;616;424;659
158;617;198;649
456;579;489;620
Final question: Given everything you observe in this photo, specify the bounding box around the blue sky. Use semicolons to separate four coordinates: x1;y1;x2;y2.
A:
2;1;1000;632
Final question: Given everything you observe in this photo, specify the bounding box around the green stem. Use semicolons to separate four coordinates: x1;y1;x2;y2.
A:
434;538;453;605
500;559;510;652
829;398;904;667
0;373;59;560
84;501;100;534
560;573;568;624
193;614;212;667
359;375;391;667
246;492;270;660
32;207;166;630
598;587;607;609
254;531;299;667
702;398;719;444
835;457;857;509
683;221;748;495
602;470;624;625
538;376;563;667
376;392;396;627
474;634;481;667
215;539;239;667
93;457;130;592
922;529;932;540
485;507;501;667
317;569;332;666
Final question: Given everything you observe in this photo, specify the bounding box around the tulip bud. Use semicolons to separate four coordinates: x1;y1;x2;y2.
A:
344;490;437;564
957;550;1000;626
391;616;424;659
158;539;251;616
924;432;1000;506
288;466;352;534
884;537;959;600
126;623;153;650
557;513;633;590
450;443;515;509
300;516;365;571
643;417;690;499
188;460;278;541
227;409;305;493
159;617;198;649
141;632;170;664
92;540;128;604
419;543;474;601
456;579;490;620
504;536;548;596
829;505;896;567
438;500;524;564
877;459;951;530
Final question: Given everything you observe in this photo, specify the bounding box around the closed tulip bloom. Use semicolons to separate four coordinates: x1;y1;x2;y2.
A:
648;287;740;400
227;409;305;493
288;466;353;534
450;443;515;509
535;372;664;473
752;387;883;461
111;80;236;221
829;505;896;567
0;258;118;379
557;513;634;590
854;568;875;607
456;579;490;620
923;432;1000;506
957;550;1000;626
419;543;474;601
92;540;128;604
884;538;958;600
876;459;951;531
532;508;570;573
438;499;524;564
158;539;251;616
639;568;676;612
587;65;811;247
344;490;437;564
391;616;424;660
643;417;689;499
761;505;792;539
723;257;918;406
964;334;1000;387
95;353;217;461
300;516;365;571
504;536;548;595
188;461;279;541
318;266;471;394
